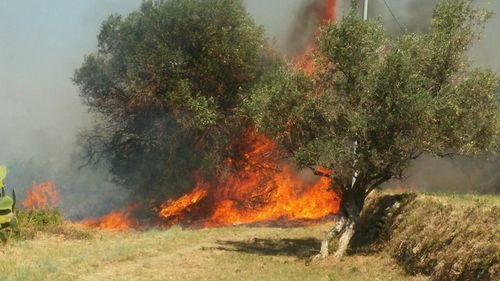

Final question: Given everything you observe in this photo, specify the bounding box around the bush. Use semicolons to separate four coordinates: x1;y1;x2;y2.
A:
15;208;93;240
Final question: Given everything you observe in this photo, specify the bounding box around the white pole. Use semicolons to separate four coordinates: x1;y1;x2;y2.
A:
363;0;369;21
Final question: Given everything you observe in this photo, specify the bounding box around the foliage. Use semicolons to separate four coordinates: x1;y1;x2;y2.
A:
246;0;499;203
74;0;275;198
16;208;92;240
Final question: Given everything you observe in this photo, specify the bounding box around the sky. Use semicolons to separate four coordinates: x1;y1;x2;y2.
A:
0;0;499;195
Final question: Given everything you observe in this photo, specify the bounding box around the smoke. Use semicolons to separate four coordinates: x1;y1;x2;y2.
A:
244;0;339;57
0;0;142;217
358;0;500;73
397;155;500;194
285;0;336;56
244;0;304;57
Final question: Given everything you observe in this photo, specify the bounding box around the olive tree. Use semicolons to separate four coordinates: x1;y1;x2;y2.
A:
245;0;499;258
74;0;274;198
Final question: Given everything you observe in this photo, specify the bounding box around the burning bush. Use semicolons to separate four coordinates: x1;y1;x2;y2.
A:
158;130;340;227
73;0;277;203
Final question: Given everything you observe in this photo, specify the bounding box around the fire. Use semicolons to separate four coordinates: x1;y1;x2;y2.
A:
159;131;340;227
159;185;208;226
78;0;339;230
295;0;337;75
322;0;337;25
158;0;339;228
22;181;60;209
207;167;338;227
79;205;138;230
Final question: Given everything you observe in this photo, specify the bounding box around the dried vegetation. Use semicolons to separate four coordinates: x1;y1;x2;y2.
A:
354;192;499;281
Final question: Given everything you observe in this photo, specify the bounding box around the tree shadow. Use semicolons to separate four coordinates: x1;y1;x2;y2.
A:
207;237;321;260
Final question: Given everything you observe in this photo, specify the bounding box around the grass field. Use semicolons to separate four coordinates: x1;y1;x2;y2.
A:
0;223;428;281
2;192;498;281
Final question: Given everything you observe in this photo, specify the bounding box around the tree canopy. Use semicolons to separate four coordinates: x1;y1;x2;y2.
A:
245;0;499;257
74;0;273;198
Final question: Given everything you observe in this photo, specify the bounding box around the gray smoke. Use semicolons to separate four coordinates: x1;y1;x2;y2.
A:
0;0;142;218
357;0;500;73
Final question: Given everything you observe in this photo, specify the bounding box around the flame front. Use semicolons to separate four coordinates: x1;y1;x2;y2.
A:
79;205;138;231
22;181;60;209
159;185;208;226
207;167;338;227
158;0;338;228
159;131;340;227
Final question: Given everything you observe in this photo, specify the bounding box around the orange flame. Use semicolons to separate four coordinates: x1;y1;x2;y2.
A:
159;131;340;227
322;0;337;25
295;0;336;75
79;205;138;231
159;185;208;225
79;0;339;231
22;181;60;209
158;0;339;228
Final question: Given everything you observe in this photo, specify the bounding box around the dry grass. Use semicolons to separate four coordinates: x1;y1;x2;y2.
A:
390;194;499;281
353;192;499;281
0;223;426;281
2;192;497;280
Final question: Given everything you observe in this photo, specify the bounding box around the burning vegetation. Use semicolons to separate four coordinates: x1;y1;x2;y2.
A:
158;131;340;227
154;0;340;229
294;0;337;75
78;205;138;231
22;181;60;209
68;0;498;264
67;0;341;231
76;131;339;230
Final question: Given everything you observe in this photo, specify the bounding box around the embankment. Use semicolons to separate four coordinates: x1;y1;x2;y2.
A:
354;192;499;281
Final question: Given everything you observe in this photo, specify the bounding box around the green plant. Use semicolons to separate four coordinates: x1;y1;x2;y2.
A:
16;208;92;240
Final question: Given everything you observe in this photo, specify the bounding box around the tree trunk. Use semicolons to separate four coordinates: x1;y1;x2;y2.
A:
314;191;363;260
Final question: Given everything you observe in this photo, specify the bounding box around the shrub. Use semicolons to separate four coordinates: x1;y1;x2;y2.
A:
16;208;92;240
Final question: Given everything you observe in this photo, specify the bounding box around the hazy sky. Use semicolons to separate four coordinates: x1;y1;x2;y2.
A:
1;0;499;166
0;0;140;163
